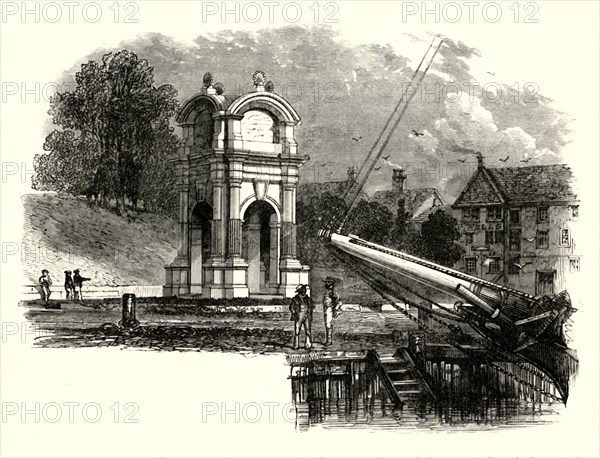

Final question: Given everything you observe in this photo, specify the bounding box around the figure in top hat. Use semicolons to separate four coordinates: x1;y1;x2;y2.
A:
322;276;342;346
73;269;91;301
289;284;314;350
64;270;75;300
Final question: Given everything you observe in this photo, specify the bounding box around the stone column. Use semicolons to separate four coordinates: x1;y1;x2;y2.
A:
281;184;297;260
223;158;249;298
203;162;226;299
227;179;243;259
246;215;261;294
177;186;190;258
164;149;191;295
280;181;302;298
211;179;225;260
269;215;281;289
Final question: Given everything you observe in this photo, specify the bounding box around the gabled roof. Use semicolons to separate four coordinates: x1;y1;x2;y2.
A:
487;165;577;203
298;180;367;203
453;164;577;207
412;204;452;224
371;188;444;219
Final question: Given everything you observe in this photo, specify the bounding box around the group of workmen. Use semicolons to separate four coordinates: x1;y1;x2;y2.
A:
38;269;91;303
289;276;343;350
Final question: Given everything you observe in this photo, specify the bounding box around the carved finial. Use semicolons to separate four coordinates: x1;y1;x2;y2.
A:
214;82;225;95
252;70;266;90
265;80;275;93
202;72;213;88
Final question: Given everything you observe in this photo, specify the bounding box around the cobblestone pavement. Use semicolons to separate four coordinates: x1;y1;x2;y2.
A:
22;300;422;353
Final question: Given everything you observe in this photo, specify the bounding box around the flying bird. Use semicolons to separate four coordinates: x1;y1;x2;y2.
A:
374;167;381;171
487;71;496;76
513;261;532;270
499;156;510;162
382;155;390;161
352;136;362;142
521;158;532;163
412;129;425;137
458;158;467;163
523;237;536;242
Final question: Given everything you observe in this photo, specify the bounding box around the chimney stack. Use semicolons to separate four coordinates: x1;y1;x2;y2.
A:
347;166;358;182
393;168;407;192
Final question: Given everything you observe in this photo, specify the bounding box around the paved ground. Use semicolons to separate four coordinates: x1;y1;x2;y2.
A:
21;299;424;354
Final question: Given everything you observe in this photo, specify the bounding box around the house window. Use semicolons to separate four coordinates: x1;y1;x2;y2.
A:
488;258;501;274
496;230;505;244
487;206;503;221
463;207;480;221
569;257;580;273
485;230;493;245
536;230;549;248
465;257;477;273
560;228;571;246
510;209;521;226
465;232;474;245
486;230;504;245
536;270;555;295
571;205;579;219
508;257;521;274
538;206;549;223
509;229;522;251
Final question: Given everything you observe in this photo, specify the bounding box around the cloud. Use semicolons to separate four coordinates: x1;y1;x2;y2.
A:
50;26;571;201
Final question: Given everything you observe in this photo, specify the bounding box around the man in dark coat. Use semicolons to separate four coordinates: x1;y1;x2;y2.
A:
73;269;91;300
64;270;75;300
289;284;314;350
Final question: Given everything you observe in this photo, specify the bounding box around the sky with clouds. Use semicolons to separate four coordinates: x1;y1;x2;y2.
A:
1;1;597;204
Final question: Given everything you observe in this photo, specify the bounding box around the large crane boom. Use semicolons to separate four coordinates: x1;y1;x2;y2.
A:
332;38;445;231
316;37;577;403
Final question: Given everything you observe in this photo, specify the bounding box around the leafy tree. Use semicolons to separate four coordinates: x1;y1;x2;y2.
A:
33;50;180;215
416;209;464;267
344;199;394;245
296;192;346;266
296;195;396;266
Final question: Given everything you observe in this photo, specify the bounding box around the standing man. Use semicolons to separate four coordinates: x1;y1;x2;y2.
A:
289;284;314;350
73;269;91;300
38;269;52;303
322;277;342;346
64;270;75;300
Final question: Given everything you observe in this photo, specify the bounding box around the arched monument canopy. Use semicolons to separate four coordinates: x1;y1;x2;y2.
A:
240;195;281;222
176;93;225;124
229;92;301;126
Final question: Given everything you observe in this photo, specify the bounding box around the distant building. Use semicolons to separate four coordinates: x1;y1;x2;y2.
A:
298;166;367;204
371;168;446;232
452;159;579;296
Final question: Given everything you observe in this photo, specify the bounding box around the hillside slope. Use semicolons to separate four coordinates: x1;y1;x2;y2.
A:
22;193;177;286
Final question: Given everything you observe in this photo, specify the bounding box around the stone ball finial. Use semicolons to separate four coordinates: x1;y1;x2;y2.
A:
252;70;266;88
214;82;225;95
265;80;275;92
202;72;213;88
